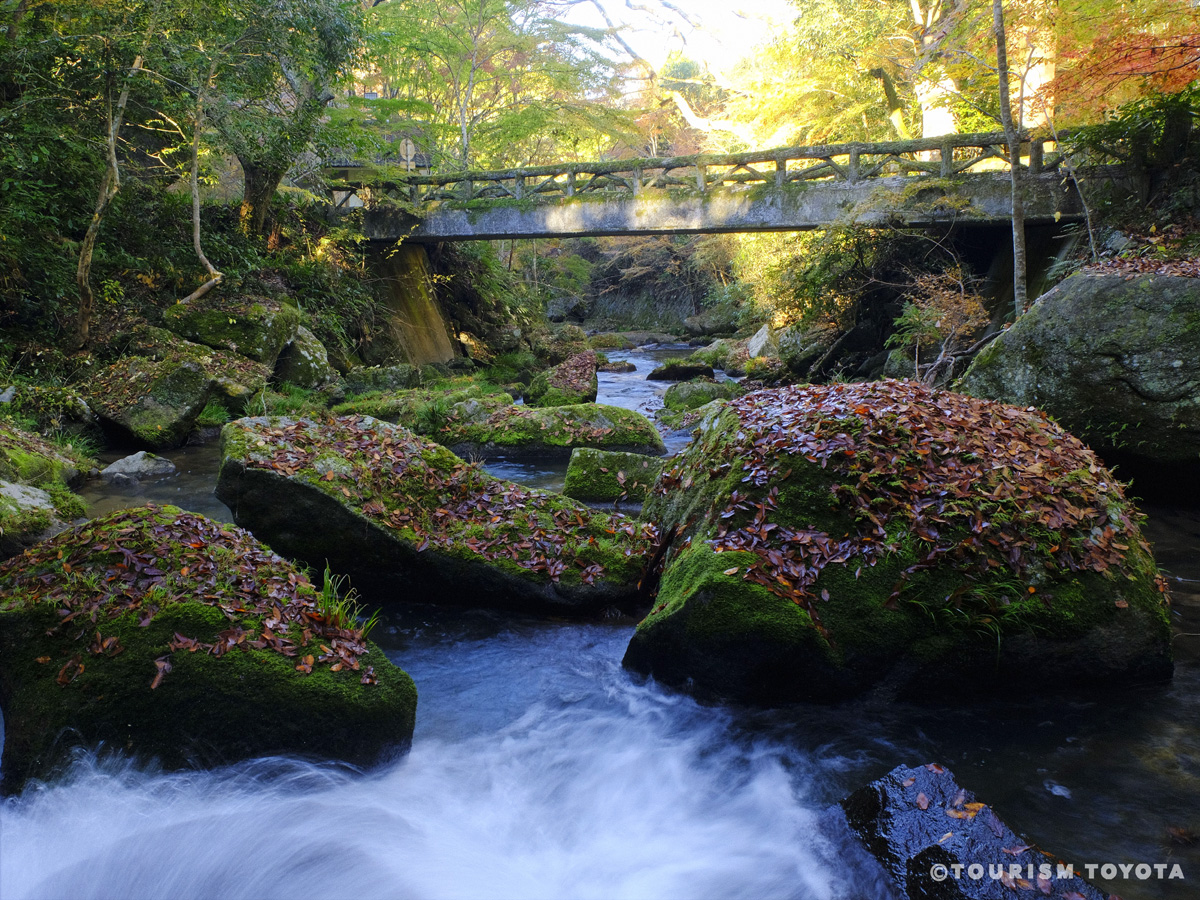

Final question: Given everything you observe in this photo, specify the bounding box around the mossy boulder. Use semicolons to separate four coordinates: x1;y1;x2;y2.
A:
647;361;715;382
126;325;271;415
216;416;658;615
86;355;214;449
275;326;336;389
563;448;665;503
333;385;514;435
958;273;1200;493
687;339;749;376
662;379;742;412
0;422;88;559
623;381;1172;705
163;294;301;365
525;351;599;407
0;505;416;792
343;364;421;395
443;403;665;460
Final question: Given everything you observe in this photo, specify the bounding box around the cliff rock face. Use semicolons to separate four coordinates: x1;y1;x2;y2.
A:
958;273;1200;491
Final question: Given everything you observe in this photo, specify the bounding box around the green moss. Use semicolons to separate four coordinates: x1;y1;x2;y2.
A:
563;448;664;502
163;295;301;364
0;505;417;791
219;416;658;601
444;403;665;457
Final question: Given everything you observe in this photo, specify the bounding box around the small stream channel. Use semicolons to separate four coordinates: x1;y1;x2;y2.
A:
3;349;1199;899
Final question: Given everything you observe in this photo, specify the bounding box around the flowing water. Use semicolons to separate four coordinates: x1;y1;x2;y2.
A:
6;351;1200;900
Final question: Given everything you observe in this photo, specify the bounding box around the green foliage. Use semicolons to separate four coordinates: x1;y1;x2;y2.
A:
317;564;380;640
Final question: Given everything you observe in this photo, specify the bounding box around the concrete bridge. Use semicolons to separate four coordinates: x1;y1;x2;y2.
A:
326;132;1113;243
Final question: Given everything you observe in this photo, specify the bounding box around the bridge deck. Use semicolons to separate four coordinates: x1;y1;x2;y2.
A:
326;132;1112;242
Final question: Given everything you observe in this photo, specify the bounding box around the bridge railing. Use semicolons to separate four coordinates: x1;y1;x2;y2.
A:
328;131;1076;209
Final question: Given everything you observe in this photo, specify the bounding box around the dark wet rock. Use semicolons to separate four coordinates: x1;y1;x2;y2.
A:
216;416;657;615
647;361;715;382
163;294;301;366
958;273;1200;495
838;763;1106;899
100;451;177;483
623;381;1172;705
86;355;213;450
779;321;840;376
0;505;417;793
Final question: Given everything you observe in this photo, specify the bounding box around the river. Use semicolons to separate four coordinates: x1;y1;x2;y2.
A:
3;351;1198;900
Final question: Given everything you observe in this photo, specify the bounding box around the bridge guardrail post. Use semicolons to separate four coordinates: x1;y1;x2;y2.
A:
514;175;525;200
940;140;953;177
1029;139;1044;174
848;147;860;183
695;163;706;192
566;170;575;197
775;157;786;189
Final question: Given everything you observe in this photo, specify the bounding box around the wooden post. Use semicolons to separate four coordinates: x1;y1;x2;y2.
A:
847;147;860;183
940;140;953;177
632;167;642;196
775;157;786;189
514;175;525;200
566;170;576;197
695;163;706;192
461;179;473;202
1029;139;1043;174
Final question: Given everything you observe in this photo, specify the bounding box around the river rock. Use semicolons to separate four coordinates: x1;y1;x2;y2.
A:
163;293;301;366
525;351;599;407
0;422;87;559
647;361;715;382
100;451;177;483
445;403;665;460
958;273;1200;493
746;324;779;359
563;448;665;503
662;379;741;411
216;416;658;614
0;504;417;793
86;355;214;449
343;364;421;395
275;326;336;389
125;325;271;415
622;380;1172;705
838;763;1106;899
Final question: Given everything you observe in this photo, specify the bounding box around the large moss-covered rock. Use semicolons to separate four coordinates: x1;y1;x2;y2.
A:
275;325;336;389
86;355;214;449
444;403;665;460
662;379;742;411
778;321;839;376
343;364;421;395
563;448;665;503
163;294;301;365
647;361;715;382
127;325;271;415
624;381;1172;705
0;422;88;559
958;273;1200;488
216;416;658;615
0;505;416;792
338;389;664;460
525;351;599;407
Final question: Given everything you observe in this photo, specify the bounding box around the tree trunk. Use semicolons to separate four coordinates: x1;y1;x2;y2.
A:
239;160;286;236
994;0;1028;318
181;62;222;304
